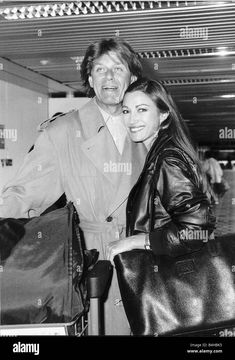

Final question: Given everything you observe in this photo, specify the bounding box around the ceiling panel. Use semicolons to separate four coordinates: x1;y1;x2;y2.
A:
0;0;235;148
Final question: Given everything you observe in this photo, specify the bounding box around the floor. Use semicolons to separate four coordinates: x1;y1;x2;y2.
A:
214;169;235;236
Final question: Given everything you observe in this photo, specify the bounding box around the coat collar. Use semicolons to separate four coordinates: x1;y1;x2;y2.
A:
79;99;123;185
79;98;106;139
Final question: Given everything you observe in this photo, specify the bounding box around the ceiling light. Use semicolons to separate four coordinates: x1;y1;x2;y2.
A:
2;8;10;15
217;47;229;56
26;13;33;19
220;94;235;99
8;14;17;20
40;60;49;65
0;1;203;20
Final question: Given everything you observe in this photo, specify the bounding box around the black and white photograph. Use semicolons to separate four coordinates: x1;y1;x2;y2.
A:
0;0;235;356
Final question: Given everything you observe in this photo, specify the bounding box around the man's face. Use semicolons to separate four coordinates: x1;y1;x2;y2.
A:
88;51;136;112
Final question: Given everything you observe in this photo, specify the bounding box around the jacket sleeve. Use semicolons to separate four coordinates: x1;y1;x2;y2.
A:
149;155;216;257
0;129;64;219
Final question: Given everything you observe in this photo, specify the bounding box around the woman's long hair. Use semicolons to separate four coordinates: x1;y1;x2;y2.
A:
125;77;203;173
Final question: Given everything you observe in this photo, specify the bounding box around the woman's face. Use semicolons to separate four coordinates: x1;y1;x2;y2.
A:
122;90;165;143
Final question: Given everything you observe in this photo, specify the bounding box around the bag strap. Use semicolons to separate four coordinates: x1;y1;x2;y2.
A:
149;150;168;231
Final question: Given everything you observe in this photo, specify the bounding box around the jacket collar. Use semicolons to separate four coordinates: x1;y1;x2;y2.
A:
144;129;173;167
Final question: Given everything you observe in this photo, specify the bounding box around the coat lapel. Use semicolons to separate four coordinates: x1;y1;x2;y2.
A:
78;99;147;216
108;136;147;216
80;99;120;185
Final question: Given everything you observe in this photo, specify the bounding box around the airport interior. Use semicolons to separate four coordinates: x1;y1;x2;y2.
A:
0;0;235;340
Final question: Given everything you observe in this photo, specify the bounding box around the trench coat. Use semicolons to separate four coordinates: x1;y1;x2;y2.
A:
0;99;147;335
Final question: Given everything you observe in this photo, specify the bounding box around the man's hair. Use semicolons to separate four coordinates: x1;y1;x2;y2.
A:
80;37;142;97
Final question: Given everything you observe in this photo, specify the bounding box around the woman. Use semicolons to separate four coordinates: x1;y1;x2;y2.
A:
106;78;216;261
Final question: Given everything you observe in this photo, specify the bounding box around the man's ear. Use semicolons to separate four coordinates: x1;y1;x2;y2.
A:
130;75;137;84
88;75;94;88
160;112;169;124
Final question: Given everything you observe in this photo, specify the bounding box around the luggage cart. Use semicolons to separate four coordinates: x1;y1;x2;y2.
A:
87;260;112;335
0;260;112;336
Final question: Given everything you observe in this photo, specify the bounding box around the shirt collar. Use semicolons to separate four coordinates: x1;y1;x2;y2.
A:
94;97;123;123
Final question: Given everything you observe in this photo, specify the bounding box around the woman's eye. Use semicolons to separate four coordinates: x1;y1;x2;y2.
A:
138;108;147;112
122;109;129;114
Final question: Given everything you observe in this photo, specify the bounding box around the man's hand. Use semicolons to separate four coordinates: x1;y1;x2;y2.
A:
202;157;223;184
0;218;25;261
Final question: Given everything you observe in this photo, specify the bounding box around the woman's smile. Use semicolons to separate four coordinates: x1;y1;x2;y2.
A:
123;90;163;145
129;125;145;133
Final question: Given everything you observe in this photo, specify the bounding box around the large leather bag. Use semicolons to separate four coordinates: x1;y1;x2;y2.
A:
0;202;97;325
114;233;235;336
114;150;235;336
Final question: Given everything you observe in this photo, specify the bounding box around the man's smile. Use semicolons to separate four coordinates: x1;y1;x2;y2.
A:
102;86;118;91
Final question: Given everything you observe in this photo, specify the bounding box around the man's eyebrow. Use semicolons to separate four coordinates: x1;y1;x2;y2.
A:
93;60;124;65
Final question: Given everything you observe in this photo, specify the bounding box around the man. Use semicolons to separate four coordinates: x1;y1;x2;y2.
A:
0;38;147;335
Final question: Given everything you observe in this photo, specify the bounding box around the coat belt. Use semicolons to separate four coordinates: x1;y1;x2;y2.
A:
79;218;125;234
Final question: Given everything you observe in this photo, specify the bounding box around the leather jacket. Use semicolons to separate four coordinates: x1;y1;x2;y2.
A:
126;130;216;257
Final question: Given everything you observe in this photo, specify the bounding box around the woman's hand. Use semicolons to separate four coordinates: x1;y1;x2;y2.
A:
106;233;146;264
